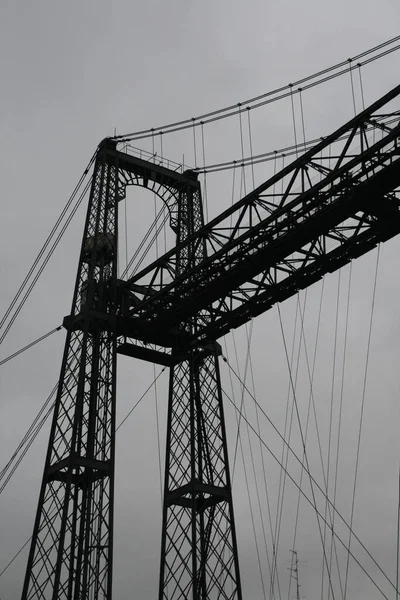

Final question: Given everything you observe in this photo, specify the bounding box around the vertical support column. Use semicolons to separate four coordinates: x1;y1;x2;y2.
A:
159;174;242;600
21;140;119;600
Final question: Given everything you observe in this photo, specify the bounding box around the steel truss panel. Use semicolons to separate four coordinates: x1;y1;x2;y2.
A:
120;85;400;347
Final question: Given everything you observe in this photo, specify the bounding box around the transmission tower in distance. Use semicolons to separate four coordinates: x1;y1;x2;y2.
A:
287;550;307;600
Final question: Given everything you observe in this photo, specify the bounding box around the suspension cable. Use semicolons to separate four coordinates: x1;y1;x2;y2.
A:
237;410;268;600
241;322;272;596
0;537;31;579
121;204;169;280
349;59;358;116
153;187;163;505
329;263;353;597
224;333;271;599
245;325;278;597
272;82;308;594
193;113;399;175
0;173;93;347
221;380;390;600
192;119;198;169
299;89;307;148
271;292;305;600
0;384;58;494
284;291;343;598
343;245;381;599
358;65;366;111
287;280;326;600
222;355;396;593
229;327;268;599
200;122;209;223
0;153;95;344
113;36;400;143
321;271;342;600
116;367;166;431
238;108;247;196
247;109;256;190
153;361;163;506
0;326;62;367
290;85;299;159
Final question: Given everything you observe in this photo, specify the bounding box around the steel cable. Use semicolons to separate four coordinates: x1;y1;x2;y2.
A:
291;286;344;596
270;293;305;600
222;356;395;594
113;37;400;143
240;322;273;596
0;385;56;480
243;323;279;597
329;263;353;595
321;272;343;600
229;327;268;600
271;91;309;599
0;174;93;346
194;113;400;174
287;281;326;600
343;245;381;599
0;153;96;345
221;381;391;600
0;326;62;368
278;302;337;599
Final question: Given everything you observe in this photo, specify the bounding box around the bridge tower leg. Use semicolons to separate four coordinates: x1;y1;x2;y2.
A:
21;140;119;600
158;177;242;600
159;351;243;600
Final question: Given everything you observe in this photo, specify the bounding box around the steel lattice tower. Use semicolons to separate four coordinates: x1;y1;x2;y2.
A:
158;171;242;600
21;83;400;600
22;139;242;600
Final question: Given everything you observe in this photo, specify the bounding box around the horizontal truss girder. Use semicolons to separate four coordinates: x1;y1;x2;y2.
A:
117;84;400;347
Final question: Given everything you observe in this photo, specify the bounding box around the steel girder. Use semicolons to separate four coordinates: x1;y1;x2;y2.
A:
119;84;400;348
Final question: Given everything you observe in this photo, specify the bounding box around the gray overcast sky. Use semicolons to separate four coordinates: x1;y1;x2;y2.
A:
1;2;400;600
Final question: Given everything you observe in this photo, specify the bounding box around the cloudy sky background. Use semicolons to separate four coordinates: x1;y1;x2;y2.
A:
1;1;400;599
